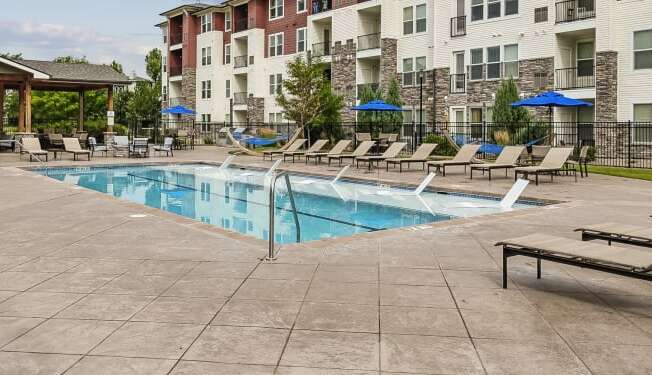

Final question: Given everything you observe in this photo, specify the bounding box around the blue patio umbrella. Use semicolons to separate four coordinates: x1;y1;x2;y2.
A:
161;105;196;115
351;100;404;112
511;91;593;123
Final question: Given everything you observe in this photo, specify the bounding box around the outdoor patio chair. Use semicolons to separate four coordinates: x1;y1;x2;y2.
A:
48;133;64;149
496;233;652;289
283;139;328;162
326;140;376;166
529;145;551;164
575;223;652;248
470;146;526;180
378;133;399;152
426;144;482;176
355;133;372;143
262;139;307;160
566;145;590;178
88;137;108;157
19;137;49;162
355;142;407;170
514;147;576;185
305;140;351;164
153;137;174;157
63;138;91;161
129;138;150;158
113;136;130;157
386;143;438;172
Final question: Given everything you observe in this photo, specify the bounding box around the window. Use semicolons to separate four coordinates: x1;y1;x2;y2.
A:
488;0;501;19
402;58;414;86
486;46;501;79
268;33;283;57
470;48;484;80
415;56;427;83
633;104;652;143
505;0;518;15
269;113;284;123
577;41;594;77
403;7;413;35
415;4;427;33
201;114;211;132
225;11;231;31
225;80;230;97
224;44;231;64
402;108;425;123
504;44;518;78
471;0;484;21
634;30;652;70
200;13;212;33
269;74;283;95
297;28;306;53
162;86;167;101
297;0;306;13
269;0;283;20
534;7;548;23
534;72;547;90
201;80;212;99
201;47;212;66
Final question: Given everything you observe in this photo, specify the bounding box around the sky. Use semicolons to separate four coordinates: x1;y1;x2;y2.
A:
0;0;211;77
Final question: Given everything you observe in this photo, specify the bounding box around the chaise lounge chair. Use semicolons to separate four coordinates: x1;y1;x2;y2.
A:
153;137;174;157
283;139;328;162
113;136;130;157
514;147;576;185
326;140;376;166
63;138;92;161
88;137;108;157
566;145;590;178
355;142;407;170
262;139;306;160
426;144;482;176
575;223;652;248
470;145;525;180
19;138;49;162
305;140;351;164
386;143;438;172
496;233;652;289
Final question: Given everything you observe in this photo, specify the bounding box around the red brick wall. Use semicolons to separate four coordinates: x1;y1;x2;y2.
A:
249;0;267;29
182;13;198;68
264;0;307;57
213;12;225;31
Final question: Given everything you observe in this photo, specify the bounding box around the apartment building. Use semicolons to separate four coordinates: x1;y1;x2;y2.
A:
157;0;652;130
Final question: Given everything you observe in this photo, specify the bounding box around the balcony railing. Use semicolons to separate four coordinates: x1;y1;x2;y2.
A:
312;0;332;14
357;33;380;51
234;18;249;33
555;67;595;89
450;16;466;37
169;33;182;45
555;0;595;23
168;97;184;107
234;55;248;68
233;92;248;105
169;65;182;77
449;74;466;94
357;83;379;99
312;42;331;57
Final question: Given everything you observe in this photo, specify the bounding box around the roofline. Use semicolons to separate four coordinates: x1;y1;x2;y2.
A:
44;78;132;85
192;5;229;16
159;4;209;17
0;57;50;79
155;20;168;28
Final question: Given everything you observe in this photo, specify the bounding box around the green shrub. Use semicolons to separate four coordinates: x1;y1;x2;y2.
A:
424;134;457;156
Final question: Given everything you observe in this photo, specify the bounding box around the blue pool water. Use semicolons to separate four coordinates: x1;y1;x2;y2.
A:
36;164;537;244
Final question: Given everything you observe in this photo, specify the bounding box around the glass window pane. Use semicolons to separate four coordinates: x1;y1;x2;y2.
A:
403;58;413;72
488;2;501;18
634;104;652;121
577;42;594;59
487;63;500;79
403;7;413;21
416;4;426;19
416;19;426;33
505;0;518;15
471;5;483;21
487;46;500;62
403;21;413;35
471;49;483;64
471;65;483;80
416;57;426;70
504;44;518;61
505;61;518;78
634;30;652;50
635;50;652;69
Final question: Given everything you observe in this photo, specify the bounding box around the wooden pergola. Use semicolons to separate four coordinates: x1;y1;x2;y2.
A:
0;57;130;134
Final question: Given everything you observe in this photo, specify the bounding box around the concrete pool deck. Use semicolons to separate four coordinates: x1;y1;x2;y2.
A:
0;147;650;375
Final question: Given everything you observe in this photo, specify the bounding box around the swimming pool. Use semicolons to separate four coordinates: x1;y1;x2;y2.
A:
36;163;538;244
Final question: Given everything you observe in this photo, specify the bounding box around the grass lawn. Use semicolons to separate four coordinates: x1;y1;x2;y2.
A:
587;165;652;181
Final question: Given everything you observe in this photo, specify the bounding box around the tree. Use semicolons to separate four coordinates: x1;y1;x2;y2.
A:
492;78;531;129
382;77;404;127
53;56;89;64
110;60;124;74
356;84;382;125
311;82;344;141
127;81;160;121
145;49;162;85
276;55;344;144
0;52;22;60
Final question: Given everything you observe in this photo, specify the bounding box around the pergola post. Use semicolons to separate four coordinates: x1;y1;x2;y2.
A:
0;82;5;133
79;90;85;131
18;83;25;132
25;80;32;133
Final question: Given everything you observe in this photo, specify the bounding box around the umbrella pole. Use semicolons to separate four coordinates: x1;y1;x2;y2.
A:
549;106;553;146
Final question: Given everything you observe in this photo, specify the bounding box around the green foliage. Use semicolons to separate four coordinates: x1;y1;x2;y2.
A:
311;82;344;141
513;122;549;144
145;49;162;84
492;78;531;131
111;60;124;74
127;81;160;120
0;52;22;60
356;84;382;124
382;77;404;125
423;134;457;156
53;56;89;64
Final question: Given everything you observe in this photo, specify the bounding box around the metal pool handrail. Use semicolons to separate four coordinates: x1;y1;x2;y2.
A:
266;171;301;260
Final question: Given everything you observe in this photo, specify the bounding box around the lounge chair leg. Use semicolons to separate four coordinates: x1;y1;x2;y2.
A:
503;248;509;289
488;169;492;181
537;258;542;279
535;173;539;186
470;168;473;179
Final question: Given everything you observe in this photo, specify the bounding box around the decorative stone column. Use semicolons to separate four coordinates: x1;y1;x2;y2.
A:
595;51;619;159
182;68;197;111
246;97;264;124
331;41;357;122
379;38;397;90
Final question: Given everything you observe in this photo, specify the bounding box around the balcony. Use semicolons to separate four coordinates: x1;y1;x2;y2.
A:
357;83;379;99
233;92;248;105
555;0;595;23
169;33;182;45
168;97;184;107
449;74;466;94
357;33;380;51
169;65;182;77
450;16;466;37
312;0;332;15
555;67;595;90
234;55;248;68
312;42;331;57
234;18;249;33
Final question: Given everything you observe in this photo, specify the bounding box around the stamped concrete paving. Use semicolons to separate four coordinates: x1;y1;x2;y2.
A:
0;148;651;374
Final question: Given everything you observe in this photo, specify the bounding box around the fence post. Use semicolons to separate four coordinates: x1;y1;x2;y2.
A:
628;120;632;168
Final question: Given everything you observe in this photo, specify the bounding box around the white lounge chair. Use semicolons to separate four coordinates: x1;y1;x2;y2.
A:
63;138;91;161
514;147;576;185
386;143;438;172
426;144;482;176
153;137;174;157
355;142;407;170
470;145;525;180
305;140;352;164
20;138;48;162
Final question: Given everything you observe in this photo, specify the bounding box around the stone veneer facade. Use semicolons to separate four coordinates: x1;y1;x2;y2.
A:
594;51;622;159
181;68;197;110
331;41;357;122
246;97;265;123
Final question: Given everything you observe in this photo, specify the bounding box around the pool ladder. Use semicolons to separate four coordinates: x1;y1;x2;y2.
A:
265;171;301;261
